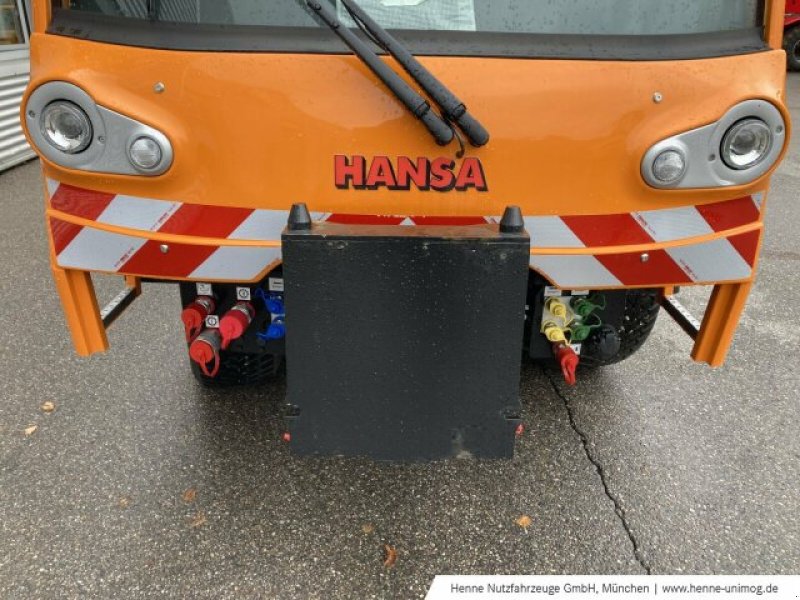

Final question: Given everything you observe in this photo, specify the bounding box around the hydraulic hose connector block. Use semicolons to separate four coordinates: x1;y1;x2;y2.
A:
189;329;222;377
219;302;255;350
181;296;215;342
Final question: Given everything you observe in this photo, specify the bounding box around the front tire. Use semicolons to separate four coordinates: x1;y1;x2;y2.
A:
579;289;660;368
785;26;800;71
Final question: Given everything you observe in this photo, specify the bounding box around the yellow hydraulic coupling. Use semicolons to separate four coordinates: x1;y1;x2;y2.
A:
542;320;569;344
545;297;568;320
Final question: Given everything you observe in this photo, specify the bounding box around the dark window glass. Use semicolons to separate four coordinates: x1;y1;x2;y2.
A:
57;0;761;35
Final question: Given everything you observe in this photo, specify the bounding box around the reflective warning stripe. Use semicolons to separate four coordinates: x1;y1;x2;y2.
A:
50;218;283;281
45;178;60;199
49;182;115;221
46;180;763;286
694;196;762;232
523;216;584;248
226;210;288;241
529;255;622;288
189;247;282;280
633;206;714;242
667;236;754;282
97;195;181;232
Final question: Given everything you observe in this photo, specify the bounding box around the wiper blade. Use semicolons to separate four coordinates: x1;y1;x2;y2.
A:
146;0;159;21
306;0;454;146
340;0;489;147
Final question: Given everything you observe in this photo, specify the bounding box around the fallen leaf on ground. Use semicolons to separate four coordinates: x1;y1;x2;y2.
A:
189;512;207;529
41;401;56;413
24;425;37;436
182;488;197;503
515;515;532;533
383;544;398;568
118;496;131;509
362;523;375;535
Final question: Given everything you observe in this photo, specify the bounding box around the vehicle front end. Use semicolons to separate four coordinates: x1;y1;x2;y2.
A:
23;0;790;460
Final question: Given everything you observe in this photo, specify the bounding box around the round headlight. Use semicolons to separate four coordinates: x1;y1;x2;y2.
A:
39;101;93;154
652;149;686;184
721;118;772;170
128;136;163;171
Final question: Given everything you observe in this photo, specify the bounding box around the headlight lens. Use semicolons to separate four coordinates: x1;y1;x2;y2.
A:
721;118;772;170
39;101;93;154
652;149;686;184
128;136;163;171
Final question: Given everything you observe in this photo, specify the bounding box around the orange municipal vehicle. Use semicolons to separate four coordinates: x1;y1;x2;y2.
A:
22;1;790;460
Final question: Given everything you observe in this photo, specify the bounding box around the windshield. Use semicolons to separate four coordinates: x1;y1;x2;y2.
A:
51;0;766;59
60;0;761;34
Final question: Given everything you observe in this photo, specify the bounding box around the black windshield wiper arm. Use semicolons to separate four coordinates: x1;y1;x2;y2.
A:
340;0;489;147
306;0;454;146
146;0;160;21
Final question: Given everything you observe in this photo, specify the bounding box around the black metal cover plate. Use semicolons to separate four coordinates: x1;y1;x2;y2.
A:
282;222;529;461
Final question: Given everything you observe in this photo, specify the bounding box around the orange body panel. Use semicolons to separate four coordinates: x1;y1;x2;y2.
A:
29;35;788;218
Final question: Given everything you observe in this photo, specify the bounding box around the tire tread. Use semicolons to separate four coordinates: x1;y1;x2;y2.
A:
580;290;660;368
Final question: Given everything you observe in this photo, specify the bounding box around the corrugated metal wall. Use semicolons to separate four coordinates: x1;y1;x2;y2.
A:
0;49;34;172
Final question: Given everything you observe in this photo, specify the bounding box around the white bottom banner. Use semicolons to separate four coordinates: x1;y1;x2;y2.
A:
426;576;800;600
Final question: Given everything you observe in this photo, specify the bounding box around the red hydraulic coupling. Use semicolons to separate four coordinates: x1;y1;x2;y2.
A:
181;296;215;342
219;302;255;350
553;343;579;386
189;329;222;377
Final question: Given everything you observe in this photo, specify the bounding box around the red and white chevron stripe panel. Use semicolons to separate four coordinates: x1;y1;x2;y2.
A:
526;194;763;288
46;180;763;287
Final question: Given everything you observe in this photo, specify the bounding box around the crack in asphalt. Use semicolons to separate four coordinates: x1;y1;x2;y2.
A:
542;367;652;575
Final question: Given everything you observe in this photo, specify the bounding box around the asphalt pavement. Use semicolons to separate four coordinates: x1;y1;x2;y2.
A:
1;77;799;599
